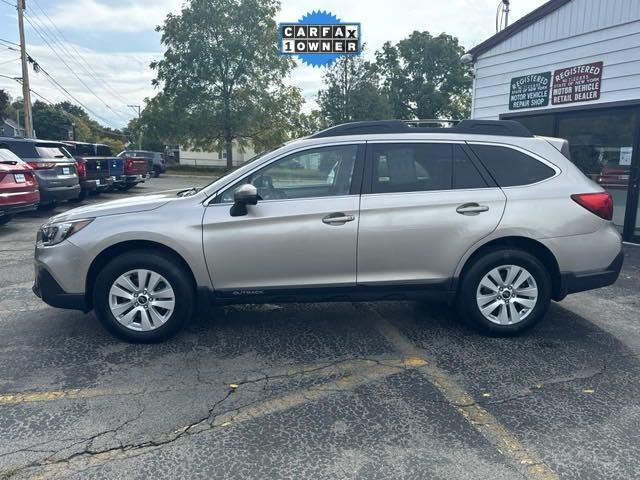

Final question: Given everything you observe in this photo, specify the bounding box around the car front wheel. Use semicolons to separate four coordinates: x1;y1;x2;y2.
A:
93;251;195;342
458;249;551;335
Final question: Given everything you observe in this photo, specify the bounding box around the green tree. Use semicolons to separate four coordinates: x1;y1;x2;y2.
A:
32;101;72;140
375;32;472;119
317;53;392;125
151;0;295;169
0;89;9;123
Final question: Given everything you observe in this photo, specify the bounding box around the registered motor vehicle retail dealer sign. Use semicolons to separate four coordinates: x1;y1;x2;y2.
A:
509;72;551;110
552;61;603;105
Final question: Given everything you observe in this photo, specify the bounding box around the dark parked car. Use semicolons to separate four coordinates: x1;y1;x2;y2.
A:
118;150;166;177
0;145;40;225
1;137;80;209
62;141;114;200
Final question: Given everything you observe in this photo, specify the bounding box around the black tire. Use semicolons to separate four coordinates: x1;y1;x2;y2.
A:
152;166;160;178
70;189;87;203
38;202;56;211
457;248;551;335
116;183;136;191
93;250;195;342
0;215;13;226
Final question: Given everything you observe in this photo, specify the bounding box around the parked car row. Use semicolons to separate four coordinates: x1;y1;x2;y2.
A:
0;137;162;226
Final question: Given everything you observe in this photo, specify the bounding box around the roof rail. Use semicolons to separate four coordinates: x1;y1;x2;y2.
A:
309;119;533;138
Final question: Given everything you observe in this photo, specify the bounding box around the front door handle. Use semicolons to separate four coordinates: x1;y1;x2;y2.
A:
322;212;355;225
456;203;490;215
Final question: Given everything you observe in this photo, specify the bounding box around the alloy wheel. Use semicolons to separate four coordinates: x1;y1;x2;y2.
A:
475;264;539;325
108;269;176;331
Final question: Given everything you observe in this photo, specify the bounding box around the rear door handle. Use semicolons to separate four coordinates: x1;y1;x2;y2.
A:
322;213;355;225
456;203;489;215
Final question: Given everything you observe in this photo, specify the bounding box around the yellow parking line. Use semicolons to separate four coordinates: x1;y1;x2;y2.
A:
0;387;143;405
27;357;425;479
367;305;558;480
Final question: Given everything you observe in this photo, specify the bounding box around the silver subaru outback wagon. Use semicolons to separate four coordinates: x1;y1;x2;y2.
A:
33;120;624;342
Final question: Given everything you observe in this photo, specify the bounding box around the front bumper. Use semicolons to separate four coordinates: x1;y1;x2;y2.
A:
32;265;88;312
559;250;624;298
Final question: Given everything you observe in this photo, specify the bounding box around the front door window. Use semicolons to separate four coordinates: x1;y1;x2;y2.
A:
220;145;357;202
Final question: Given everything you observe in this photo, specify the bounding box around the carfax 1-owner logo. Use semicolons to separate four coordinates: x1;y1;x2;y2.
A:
279;11;361;67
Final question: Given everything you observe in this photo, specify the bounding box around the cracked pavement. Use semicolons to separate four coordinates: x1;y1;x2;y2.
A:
1;176;639;479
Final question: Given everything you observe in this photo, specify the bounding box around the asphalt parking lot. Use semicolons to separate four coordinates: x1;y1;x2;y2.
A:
1;175;639;480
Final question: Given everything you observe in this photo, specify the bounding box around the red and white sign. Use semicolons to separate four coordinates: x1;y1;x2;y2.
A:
552;61;603;105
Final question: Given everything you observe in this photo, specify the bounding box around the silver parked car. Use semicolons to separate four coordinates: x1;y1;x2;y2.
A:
33;120;623;342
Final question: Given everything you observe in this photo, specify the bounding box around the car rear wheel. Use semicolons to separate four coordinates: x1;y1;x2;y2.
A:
0;215;13;226
93;251;195;342
458;249;551;335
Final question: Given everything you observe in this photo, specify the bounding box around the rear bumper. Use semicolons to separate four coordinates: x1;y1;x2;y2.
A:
39;184;81;203
80;179;100;191
32;265;88;312
559;250;624;298
121;173;149;184
0;201;39;216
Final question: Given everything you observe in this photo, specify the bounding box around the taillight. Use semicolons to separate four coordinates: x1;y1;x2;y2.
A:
27;161;55;170
76;161;86;178
124;157;134;172
571;192;613;221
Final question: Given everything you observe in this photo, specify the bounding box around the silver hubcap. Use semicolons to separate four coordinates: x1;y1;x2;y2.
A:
476;265;538;325
108;269;175;332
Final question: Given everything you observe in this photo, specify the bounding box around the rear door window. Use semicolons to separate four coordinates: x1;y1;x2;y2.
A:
370;143;452;194
467;144;555;187
453;145;489;189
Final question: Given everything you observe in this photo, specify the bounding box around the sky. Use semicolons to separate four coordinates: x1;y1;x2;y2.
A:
0;0;548;129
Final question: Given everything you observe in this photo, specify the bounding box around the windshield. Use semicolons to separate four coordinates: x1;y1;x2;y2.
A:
70;144;94;156
96;145;112;156
35;145;73;159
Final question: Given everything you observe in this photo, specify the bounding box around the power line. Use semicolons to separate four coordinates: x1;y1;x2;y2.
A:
30;0;132;108
0;0;15;7
0;38;19;47
23;12;128;126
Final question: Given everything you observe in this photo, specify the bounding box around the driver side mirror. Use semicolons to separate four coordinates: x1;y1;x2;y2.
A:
230;183;258;217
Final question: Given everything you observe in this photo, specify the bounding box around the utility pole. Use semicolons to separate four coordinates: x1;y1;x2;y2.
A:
17;0;34;138
128;104;141;149
503;0;510;27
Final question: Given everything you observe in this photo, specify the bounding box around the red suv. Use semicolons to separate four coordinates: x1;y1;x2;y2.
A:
0;146;40;225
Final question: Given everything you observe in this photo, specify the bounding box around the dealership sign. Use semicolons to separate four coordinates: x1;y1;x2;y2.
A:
509;61;604;110
509;72;551;110
552;61;603;105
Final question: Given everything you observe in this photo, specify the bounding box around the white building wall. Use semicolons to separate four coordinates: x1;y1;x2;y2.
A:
472;0;640;119
179;143;256;168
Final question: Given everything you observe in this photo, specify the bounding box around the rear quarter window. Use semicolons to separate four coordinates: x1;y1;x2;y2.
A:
468;144;555;187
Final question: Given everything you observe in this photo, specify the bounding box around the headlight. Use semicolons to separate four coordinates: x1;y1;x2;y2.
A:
37;218;93;246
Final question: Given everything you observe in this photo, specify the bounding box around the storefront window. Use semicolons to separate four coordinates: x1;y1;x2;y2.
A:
558;111;635;232
514;115;555;137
